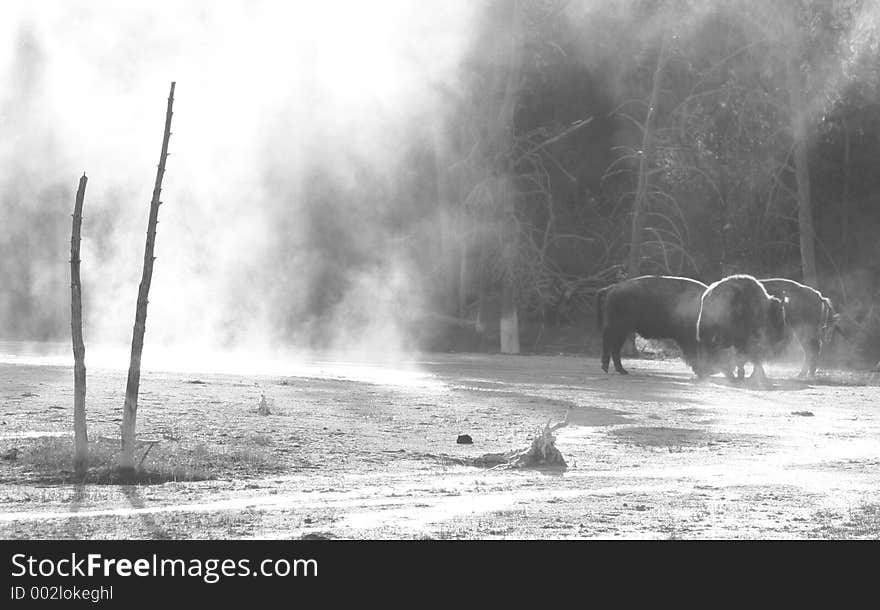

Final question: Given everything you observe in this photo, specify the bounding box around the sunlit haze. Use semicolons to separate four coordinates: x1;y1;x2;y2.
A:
0;0;476;368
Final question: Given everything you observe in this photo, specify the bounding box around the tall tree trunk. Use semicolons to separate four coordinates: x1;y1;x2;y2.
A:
500;277;520;354
458;212;468;318
622;37;667;358
475;237;487;338
70;173;88;479
497;0;522;354
442;211;460;316
719;164;729;276
840;116;851;269
787;55;817;286
119;82;175;471
432;145;459;317
627;36;667;278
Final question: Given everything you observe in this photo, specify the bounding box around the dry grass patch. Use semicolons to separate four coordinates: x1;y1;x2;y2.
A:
8;436;279;484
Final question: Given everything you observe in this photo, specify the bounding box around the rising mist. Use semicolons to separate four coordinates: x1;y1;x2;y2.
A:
2;0;880;370
0;0;478;366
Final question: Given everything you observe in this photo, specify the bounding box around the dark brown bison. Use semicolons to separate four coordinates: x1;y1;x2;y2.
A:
597;275;709;375
740;278;840;378
696;274;787;385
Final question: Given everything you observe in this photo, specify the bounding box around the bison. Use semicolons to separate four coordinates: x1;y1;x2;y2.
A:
739;278;840;379
597;275;709;375
697;274;787;385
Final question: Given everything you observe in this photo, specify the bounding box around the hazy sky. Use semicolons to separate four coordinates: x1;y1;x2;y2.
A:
0;1;478;358
3;0;877;365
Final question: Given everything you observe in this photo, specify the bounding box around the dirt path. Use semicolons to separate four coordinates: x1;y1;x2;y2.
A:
1;353;879;539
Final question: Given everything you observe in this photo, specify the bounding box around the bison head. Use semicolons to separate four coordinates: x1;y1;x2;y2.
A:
693;345;736;379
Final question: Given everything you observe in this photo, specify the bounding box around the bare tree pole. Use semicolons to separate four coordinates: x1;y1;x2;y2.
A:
498;0;522;355
787;54;818;287
70;173;88;479
627;35;668;278
119;81;175;472
840;115;850;269
621;37;667;358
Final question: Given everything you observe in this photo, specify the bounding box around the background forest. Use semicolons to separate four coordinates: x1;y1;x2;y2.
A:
428;0;880;366
2;0;880;367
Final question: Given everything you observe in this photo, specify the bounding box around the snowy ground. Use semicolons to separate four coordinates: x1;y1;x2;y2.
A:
1;352;880;539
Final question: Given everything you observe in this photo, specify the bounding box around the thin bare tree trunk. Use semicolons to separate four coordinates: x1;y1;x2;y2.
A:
458;226;468;318
787;52;817;286
500;276;520;354
498;0;522;354
70;173;88;479
719;166;729;276
840;116;850;269
119;82;175;471
442;210;459;316
499;201;521;354
627;36;667;278
475;238;487;338
432;146;459;317
622;38;667;358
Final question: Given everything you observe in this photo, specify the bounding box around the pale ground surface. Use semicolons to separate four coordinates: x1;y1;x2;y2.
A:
1;350;879;539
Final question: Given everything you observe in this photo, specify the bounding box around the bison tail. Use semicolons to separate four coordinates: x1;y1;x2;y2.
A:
596;286;609;329
823;296;836;320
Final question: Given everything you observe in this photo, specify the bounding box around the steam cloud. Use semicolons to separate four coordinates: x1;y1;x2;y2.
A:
2;1;877;370
0;0;477;364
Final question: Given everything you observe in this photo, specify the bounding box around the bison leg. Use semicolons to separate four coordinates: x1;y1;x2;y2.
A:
748;361;770;387
798;336;820;379
716;355;738;381
734;354;749;381
601;332;611;373
720;353;743;382
683;347;707;378
603;331;629;375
